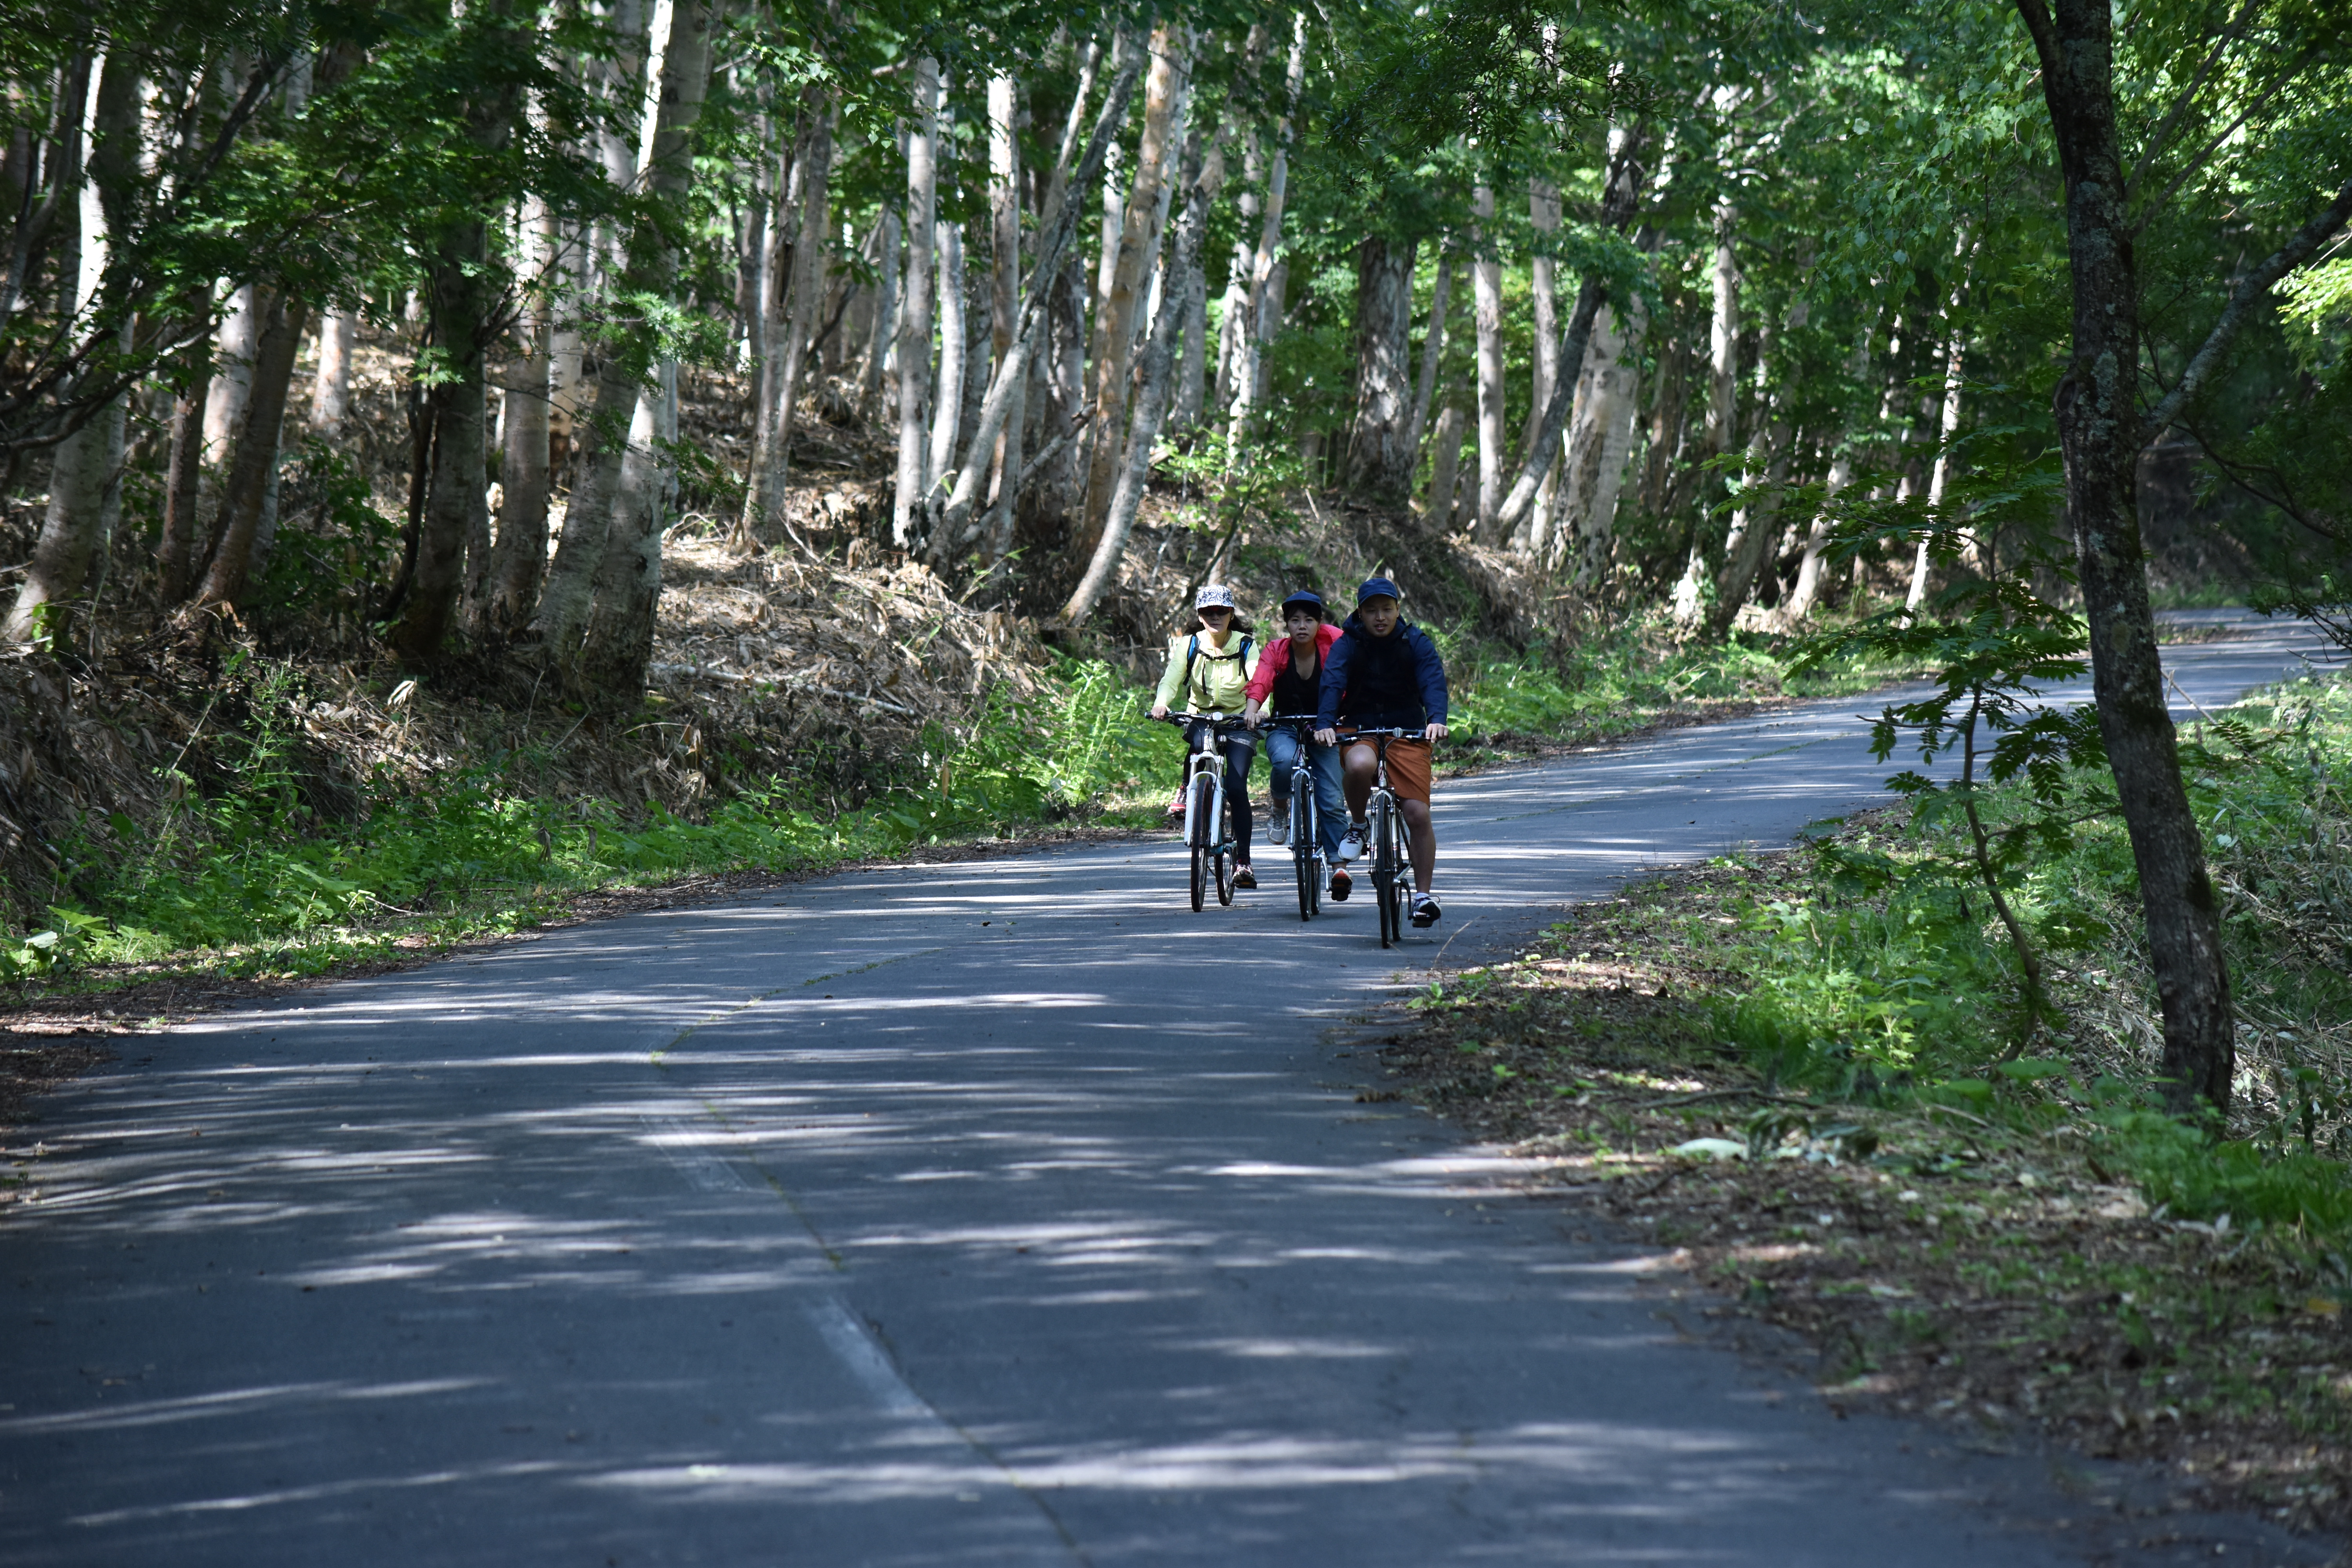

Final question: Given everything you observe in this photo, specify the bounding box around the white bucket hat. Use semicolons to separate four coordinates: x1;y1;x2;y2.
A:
1194;583;1238;611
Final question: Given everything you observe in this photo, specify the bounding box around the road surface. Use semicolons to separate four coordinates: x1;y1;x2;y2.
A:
2;613;2340;1565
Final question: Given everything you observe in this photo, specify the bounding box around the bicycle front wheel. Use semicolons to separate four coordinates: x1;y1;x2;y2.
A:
1371;797;1398;948
1387;810;1413;940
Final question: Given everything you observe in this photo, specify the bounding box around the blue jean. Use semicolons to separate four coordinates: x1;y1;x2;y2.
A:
1263;724;1345;861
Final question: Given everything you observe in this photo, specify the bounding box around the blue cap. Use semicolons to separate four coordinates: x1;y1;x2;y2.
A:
1356;576;1401;605
1279;588;1324;612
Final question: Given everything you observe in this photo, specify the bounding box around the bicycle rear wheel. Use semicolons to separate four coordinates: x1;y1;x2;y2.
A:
1215;848;1235;906
1386;809;1413;940
1292;791;1315;921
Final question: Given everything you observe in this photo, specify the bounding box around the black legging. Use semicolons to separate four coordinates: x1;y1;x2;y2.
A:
1185;719;1256;863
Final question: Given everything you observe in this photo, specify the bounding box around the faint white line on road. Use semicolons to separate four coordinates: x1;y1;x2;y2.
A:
806;1298;931;1418
640;1117;752;1192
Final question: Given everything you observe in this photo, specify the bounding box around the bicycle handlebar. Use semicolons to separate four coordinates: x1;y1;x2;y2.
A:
1151;711;1249;727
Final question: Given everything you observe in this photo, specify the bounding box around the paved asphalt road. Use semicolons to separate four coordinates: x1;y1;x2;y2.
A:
3;615;2344;1567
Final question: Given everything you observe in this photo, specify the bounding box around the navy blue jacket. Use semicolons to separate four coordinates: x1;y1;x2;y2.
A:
1316;613;1448;730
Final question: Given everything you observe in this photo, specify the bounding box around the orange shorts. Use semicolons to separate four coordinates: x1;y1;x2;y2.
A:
1345;735;1432;804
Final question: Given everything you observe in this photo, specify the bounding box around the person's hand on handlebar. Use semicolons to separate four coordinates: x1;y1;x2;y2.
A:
1313;726;1338;746
1242;700;1262;730
1425;721;1448;743
1150;701;1169;720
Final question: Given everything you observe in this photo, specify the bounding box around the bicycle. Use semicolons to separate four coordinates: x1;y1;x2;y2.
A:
1340;727;1423;948
1265;715;1327;922
1156;712;1249;911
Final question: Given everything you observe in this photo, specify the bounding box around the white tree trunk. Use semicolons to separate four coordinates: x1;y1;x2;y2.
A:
1559;291;1646;585
927;218;967;497
1470;183;1506;541
1077;28;1185;552
309;310;354;433
891;58;939;546
203;285;259;459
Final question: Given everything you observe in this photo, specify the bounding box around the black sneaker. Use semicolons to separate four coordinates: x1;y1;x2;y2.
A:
1328;866;1351;901
1232;864;1257;890
1409;892;1442;927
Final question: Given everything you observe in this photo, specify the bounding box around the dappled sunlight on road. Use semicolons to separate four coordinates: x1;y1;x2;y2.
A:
2;624;2336;1565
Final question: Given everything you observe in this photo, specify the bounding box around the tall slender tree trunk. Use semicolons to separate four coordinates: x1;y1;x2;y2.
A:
1225;18;1303;459
1708;299;1805;637
928;218;968;497
573;0;717;694
930;38;1146;549
860;208;898;414
1075;27;1185;560
1404;244;1452;494
984;74;1021;508
737;111;794;535
1342;232;1416;497
1673;194;1741;625
4;51;131;643
1427;404;1466;533
1469;184;1506;541
2016;0;2233;1111
156;373;210;604
481;193;556;636
1059;131;1210;626
189;289;309;609
738;93;834;547
1562;289;1647;587
1514;177;1561;551
891;58;939;547
203;285;259;457
310;311;354;433
387;220;495;662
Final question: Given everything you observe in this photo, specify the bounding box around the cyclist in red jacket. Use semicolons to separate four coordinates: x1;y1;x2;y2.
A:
1243;590;1352;900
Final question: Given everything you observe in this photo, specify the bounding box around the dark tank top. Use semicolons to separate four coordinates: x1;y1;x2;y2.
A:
1271;641;1323;717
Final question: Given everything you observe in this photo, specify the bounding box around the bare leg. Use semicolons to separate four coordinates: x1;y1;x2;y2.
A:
1402;798;1435;893
1341;743;1376;818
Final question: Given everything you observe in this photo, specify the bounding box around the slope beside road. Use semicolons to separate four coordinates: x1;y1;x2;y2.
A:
1;614;2341;1566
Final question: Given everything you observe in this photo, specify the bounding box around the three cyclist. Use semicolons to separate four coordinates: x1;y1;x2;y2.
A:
1149;584;1259;890
1241;589;1351;901
1314;577;1450;928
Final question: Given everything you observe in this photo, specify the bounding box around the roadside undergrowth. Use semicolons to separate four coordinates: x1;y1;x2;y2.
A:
1377;669;2352;1532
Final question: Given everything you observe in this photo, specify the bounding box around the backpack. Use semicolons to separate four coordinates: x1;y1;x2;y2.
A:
1180;631;1253;711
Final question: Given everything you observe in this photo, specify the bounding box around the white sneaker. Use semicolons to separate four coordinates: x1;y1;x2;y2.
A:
1266;809;1289;847
1336;823;1368;862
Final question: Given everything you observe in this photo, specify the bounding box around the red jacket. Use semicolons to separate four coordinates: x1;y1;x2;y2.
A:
1247;624;1343;709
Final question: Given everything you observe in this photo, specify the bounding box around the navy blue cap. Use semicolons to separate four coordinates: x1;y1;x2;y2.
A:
1356;576;1401;605
1279;588;1324;612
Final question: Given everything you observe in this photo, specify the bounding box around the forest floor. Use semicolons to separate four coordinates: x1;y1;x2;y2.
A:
1372;838;2352;1536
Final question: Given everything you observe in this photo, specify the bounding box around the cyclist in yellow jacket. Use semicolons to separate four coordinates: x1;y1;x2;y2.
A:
1149;584;1259;888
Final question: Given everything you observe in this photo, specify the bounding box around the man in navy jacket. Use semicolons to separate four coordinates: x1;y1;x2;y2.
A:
1313;577;1450;926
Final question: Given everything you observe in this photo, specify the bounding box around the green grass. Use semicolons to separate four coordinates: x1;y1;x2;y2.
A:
1657;668;2352;1244
6;655;1175;989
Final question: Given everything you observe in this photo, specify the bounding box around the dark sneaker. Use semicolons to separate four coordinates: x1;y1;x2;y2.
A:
1410;892;1442;927
1232;864;1257;890
1266;809;1289;846
1328;866;1352;901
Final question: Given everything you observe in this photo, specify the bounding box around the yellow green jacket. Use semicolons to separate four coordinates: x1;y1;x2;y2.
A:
1152;629;1256;714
